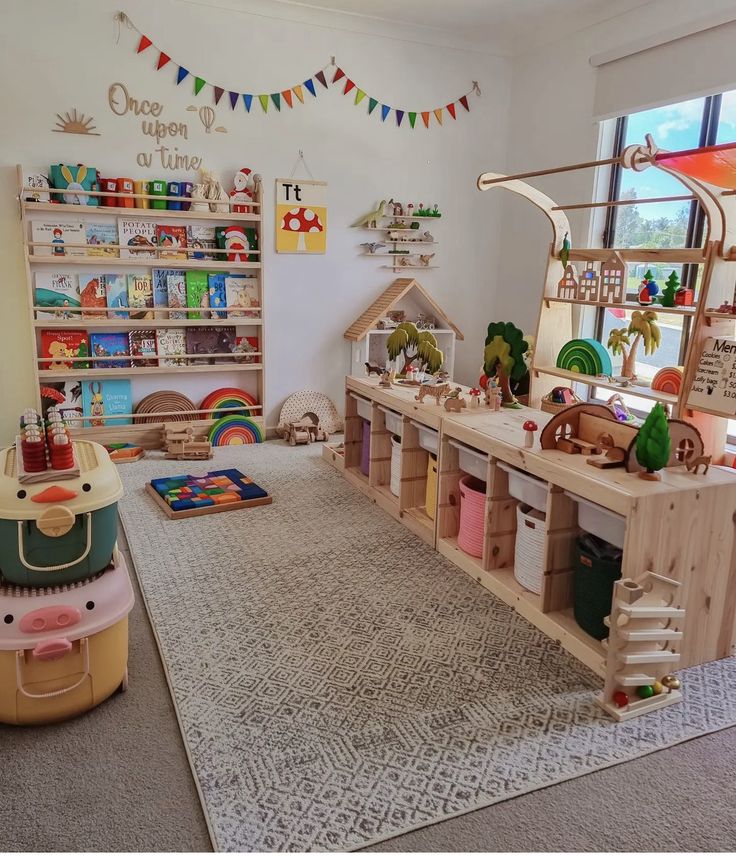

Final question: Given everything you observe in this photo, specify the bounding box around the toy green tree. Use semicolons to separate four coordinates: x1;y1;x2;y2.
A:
483;321;529;408
635;402;671;480
386;322;443;375
607;310;661;379
660;271;679;307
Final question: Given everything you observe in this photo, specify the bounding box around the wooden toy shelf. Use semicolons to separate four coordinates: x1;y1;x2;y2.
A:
17;164;266;444
534;366;679;405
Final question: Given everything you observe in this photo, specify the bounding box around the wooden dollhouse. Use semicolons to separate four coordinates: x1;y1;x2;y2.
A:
344;278;463;377
599;254;626;303
577;262;600;301
557;264;578;299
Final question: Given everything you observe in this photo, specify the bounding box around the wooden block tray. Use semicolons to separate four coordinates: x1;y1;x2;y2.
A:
146;468;273;520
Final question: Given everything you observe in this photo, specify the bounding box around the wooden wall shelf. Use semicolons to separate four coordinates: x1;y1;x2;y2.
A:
22;200;261;223
533;366;678;405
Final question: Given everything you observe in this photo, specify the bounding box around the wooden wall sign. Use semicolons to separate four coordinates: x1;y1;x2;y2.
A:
687;336;736;415
275;179;327;254
53;109;100;136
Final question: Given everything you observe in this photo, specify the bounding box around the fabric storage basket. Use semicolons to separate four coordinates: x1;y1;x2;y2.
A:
573;536;622;640
390;435;401;497
457;475;486;558
0;553;134;725
360;419;371;476
514;504;546;594
425;454;438;520
0;441;123;588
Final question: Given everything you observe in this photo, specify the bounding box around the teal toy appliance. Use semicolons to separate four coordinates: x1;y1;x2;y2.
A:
0;440;122;587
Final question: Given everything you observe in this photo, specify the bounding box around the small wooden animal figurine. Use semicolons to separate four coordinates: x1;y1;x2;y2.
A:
396;255;413;267
392;202;404;216
419;253;435;267
365;362;383;377
415;382;450;405
378;369;394;388
229;167;255;213
352;200;389;229
485;381;502;411
522;419;538;448
360;242;385;254
444;389;466;412
684;452;711;474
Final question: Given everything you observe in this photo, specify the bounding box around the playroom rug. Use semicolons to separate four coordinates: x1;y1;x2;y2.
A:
118;443;736;852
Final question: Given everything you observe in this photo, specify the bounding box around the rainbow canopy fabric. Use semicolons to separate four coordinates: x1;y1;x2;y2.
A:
656;142;736;189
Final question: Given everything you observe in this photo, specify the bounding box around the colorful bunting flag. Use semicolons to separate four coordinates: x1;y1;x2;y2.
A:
434;108;443;126
396;110;404;127
355;89;366;106
459;95;470;112
381;105;390;122
333;67;345;83
271;93;281;111
409;112;417;129
446;102;456;120
136;34;152;53
293;85;304;103
156;52;171;70
343;79;355;95
176;66;189;85
304;78;317;97
368;98;378;115
243;94;253;113
422;111;430;128
194;77;206;95
315;70;328;89
229;91;239;109
213;86;224;105
282;89;293;108
259;94;269;113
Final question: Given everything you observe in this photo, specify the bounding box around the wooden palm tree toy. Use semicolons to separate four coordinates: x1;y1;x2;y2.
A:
607;310;661;380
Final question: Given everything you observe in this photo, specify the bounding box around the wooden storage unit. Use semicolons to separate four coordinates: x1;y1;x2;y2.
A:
438;407;736;678
18;166;265;445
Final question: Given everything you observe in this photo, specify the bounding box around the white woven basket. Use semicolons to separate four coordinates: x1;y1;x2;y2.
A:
514;504;547;595
390;435;401;497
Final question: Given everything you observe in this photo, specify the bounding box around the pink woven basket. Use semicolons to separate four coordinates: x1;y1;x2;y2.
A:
458;474;486;558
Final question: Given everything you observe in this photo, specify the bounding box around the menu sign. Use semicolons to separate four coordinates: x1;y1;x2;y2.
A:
687;337;736;415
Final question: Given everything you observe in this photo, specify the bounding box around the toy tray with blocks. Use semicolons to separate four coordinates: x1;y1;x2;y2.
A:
146;468;273;519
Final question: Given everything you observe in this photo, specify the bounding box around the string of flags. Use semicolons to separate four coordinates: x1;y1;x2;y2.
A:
114;11;481;128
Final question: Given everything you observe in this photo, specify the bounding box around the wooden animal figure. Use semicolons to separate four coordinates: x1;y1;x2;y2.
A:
419;253;435;267
365;362;383;377
352;200;389;229
397;255;413;267
415;383;450;405
485;382;502;411
685;453;711;475
444;391;466;412
88;381;105;428
378;370;393;388
393;202;404;216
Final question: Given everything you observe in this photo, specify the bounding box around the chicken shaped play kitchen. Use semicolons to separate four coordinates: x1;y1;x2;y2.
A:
0;439;123;588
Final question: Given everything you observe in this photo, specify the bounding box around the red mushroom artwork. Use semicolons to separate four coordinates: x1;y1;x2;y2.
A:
275;178;328;254
280;207;324;252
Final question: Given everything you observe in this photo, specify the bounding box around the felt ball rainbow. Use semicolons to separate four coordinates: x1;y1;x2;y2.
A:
200;387;258;419
651;366;683;395
556;338;613;377
208;415;264;446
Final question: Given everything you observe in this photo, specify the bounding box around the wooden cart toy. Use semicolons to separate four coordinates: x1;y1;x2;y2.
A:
0;553;134;725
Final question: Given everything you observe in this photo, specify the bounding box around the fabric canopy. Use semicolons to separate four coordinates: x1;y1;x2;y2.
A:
655;142;736;189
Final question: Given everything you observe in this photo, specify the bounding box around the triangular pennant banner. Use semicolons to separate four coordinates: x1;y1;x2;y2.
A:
271;93;281;111
396;110;404;127
343;79;355;95
213;86;224;105
315;70;328;89
368;97;378;115
421;111;430;128
282;89;293;108
381;104;390;122
434;108;443;125
259;94;269;112
332;67;345;83
243;93;253;112
176;66;189;85
446;102;457;120
194;77;206;95
408;111;417;128
304;78;317;97
293;85;304;103
229;91;239;109
355;89;366;106
136;35;152;53
459;95;470;112
156;52;171;70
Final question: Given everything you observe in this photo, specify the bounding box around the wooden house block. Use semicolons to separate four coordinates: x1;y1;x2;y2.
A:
599;255;627;303
577;261;600;301
557;264;578;299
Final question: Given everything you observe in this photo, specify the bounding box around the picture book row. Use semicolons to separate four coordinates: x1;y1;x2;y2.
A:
39;326;259;370
30;218;258;262
36;269;260;320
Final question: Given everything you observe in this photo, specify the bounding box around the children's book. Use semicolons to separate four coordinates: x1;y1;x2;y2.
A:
156;328;187;367
185;224;217;260
127;273;154;320
234;335;260;364
129;329;158;367
82;379;132;427
79;274;107;318
185;271;210;320
85;222;119;257
90;332;130;369
118;218;157;258
215;225;258;262
225;274;260;318
34;272;81;320
39;330;89;371
31;220;86;257
185;326;236;365
40;380;83;428
208;272;227;319
104;274;128;319
152;268;175;319
156;224;188;260
166;270;187;320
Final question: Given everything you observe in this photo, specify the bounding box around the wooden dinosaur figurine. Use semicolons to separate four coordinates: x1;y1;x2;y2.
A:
352;199;391;229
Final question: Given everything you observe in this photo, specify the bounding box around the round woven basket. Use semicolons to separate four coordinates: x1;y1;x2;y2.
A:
540;390;582;414
458;475;486;558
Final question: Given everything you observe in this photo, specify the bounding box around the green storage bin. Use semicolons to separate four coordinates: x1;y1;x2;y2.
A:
573;536;622;640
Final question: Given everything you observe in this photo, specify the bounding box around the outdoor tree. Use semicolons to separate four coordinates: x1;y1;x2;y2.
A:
386;322;443;375
482;321;529;408
606;310;661;379
660;270;680;307
636;402;671;480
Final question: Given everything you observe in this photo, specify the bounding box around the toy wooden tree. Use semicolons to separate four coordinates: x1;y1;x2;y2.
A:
482;321;529;408
660;271;679;307
607;310;661;379
386;322;443;376
635;402;671;480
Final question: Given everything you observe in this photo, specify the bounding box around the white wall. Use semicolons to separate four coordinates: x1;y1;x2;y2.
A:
0;0;509;443
497;0;736;331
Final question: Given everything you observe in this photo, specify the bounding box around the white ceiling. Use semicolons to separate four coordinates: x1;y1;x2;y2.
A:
267;0;654;54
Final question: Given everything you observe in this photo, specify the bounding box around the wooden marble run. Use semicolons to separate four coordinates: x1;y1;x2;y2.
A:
598;573;684;722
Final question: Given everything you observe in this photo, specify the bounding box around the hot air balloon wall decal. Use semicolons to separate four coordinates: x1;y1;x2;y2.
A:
275;178;327;254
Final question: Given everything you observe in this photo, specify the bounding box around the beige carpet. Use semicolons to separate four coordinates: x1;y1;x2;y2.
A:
116;443;736;852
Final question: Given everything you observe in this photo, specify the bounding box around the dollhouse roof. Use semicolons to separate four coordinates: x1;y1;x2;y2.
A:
343;278;464;341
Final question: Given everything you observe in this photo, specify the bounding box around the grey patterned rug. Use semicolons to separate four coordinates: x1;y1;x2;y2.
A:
118;442;736;852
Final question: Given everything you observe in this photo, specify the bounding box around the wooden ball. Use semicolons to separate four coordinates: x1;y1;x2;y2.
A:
661;674;681;691
652;680;665;695
613;690;629;708
637;685;654;699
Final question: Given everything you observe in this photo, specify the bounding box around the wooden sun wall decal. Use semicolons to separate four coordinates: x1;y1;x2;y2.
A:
52;109;101;136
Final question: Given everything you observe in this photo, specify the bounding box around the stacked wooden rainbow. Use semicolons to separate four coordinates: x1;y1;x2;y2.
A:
200;388;258;419
208;415;264;445
556;338;613;376
651;366;683;395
